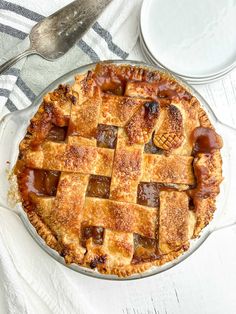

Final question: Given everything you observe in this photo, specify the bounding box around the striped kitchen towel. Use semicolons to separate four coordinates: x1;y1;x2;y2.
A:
0;1;142;313
0;0;142;119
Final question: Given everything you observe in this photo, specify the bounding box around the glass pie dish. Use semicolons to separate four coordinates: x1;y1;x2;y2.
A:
0;60;236;280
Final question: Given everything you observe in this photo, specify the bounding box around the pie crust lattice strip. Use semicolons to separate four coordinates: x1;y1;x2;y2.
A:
14;63;223;277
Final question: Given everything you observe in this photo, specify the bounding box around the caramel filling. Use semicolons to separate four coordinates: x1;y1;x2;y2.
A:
137;182;160;207
26;169;60;196
47;125;67;142
102;83;125;96
97;124;118;149
81;226;104;247
144;136;163;154
86;175;111;199
132;234;158;264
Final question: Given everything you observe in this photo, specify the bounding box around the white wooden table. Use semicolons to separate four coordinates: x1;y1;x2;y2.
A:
1;41;236;314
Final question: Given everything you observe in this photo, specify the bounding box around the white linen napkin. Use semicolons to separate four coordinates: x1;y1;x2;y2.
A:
0;0;142;313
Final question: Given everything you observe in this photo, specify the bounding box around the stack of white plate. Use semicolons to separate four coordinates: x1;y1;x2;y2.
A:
140;0;236;84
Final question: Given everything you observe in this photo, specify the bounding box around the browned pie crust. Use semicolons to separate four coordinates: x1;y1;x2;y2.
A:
14;63;223;277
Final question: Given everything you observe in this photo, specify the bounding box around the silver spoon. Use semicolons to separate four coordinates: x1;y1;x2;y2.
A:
0;0;112;74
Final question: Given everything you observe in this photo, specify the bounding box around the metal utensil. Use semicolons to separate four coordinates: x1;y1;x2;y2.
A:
0;0;112;74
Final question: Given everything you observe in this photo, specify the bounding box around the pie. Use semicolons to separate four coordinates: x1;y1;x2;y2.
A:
14;63;223;277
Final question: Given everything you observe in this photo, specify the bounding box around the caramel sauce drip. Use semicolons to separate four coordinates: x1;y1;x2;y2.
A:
93;64;192;101
190;127;222;199
191;163;220;199
93;64;127;95
192;127;223;156
158;85;178;99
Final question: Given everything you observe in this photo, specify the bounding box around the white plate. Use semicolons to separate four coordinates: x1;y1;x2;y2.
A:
140;0;236;81
139;29;234;84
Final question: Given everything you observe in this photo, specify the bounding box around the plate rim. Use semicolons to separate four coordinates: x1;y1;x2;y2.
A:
140;0;236;81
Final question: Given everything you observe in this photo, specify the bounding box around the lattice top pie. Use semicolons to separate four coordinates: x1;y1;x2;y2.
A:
14;63;223;277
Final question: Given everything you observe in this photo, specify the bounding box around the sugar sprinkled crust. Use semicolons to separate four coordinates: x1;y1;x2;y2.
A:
14;63;223;277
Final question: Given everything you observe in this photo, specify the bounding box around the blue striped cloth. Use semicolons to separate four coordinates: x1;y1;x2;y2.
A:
0;0;142;119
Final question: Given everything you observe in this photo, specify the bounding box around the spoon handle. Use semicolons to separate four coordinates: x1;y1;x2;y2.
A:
0;48;35;74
